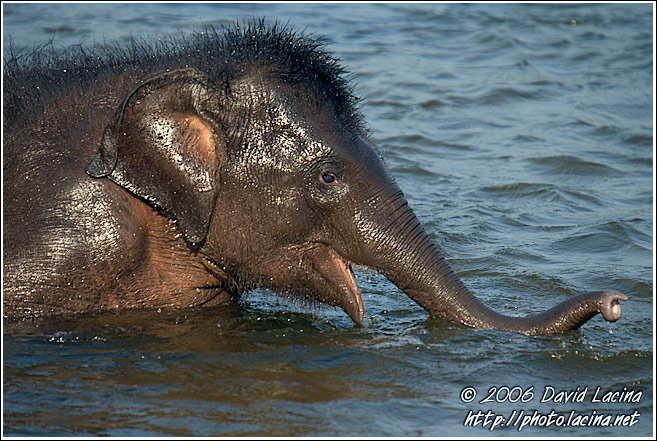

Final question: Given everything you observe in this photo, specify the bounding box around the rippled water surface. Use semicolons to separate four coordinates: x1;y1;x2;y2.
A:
2;3;653;437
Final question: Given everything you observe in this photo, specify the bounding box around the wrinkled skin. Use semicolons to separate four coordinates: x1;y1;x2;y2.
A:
3;23;626;334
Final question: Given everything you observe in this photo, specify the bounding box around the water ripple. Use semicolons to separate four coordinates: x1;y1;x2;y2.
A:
527;155;623;176
551;220;652;254
481;182;603;208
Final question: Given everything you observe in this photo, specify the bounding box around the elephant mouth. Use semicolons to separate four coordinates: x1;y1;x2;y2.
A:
310;246;364;324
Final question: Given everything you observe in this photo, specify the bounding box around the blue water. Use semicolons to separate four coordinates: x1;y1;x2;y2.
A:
2;2;653;437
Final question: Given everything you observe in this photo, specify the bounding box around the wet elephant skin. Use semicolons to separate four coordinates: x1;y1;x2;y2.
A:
2;21;627;334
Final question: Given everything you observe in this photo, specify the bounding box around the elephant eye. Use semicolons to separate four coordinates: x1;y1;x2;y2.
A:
320;172;339;185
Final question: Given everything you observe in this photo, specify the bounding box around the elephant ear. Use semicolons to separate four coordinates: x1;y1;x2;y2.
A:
86;68;225;247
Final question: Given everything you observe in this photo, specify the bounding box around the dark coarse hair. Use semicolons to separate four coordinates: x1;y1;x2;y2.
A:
3;19;365;131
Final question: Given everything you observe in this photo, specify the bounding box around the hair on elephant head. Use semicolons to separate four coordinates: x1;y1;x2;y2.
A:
5;20;626;334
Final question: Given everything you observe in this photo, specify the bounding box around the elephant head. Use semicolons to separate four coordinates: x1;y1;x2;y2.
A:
86;24;626;335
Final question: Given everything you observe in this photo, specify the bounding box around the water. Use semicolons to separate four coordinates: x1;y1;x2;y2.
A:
2;3;653;437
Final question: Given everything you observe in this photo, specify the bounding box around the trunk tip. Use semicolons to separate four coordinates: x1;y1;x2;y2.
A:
596;290;628;322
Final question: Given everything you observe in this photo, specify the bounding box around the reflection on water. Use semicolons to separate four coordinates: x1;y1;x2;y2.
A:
2;2;653;437
4;303;653;436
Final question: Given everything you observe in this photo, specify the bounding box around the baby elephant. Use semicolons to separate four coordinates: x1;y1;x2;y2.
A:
3;22;626;334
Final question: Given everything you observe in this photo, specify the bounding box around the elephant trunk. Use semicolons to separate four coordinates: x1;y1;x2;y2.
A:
359;195;627;335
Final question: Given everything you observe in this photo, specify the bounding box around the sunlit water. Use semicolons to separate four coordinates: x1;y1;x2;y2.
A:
2;3;653;437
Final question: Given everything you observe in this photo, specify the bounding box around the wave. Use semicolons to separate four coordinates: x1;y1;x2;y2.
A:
527;155;622;177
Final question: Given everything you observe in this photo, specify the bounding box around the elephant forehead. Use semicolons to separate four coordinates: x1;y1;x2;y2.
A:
235;103;334;174
229;78;338;166
272;105;334;160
